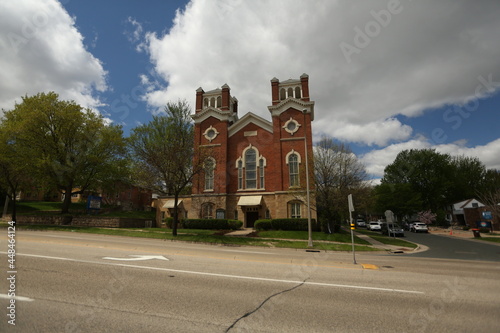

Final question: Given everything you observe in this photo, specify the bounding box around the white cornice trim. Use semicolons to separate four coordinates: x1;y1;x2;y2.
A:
191;107;237;124
228;112;273;137
267;98;315;121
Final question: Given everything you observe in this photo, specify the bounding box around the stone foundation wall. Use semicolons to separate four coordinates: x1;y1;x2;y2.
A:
16;215;153;228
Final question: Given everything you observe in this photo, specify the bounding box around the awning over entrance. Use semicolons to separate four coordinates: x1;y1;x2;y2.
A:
238;196;262;206
163;199;183;209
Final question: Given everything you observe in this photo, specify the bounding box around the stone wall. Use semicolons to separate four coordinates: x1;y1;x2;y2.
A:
16;215;153;228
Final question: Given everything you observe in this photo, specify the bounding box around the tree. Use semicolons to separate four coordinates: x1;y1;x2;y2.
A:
314;137;369;230
382;149;453;212
2;92;127;214
373;183;422;219
128;100;207;236
448;155;487;203
0;126;34;222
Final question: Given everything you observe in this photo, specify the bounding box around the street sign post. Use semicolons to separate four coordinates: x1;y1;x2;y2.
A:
348;194;357;264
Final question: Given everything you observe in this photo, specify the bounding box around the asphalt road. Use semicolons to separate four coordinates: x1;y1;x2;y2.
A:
401;230;500;261
1;230;500;332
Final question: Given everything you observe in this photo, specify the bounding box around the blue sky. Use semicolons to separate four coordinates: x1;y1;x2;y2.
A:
1;0;499;182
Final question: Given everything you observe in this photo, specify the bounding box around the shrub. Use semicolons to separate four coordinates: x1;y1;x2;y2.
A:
254;219;273;231
462;225;470;231
479;227;491;234
182;219;242;230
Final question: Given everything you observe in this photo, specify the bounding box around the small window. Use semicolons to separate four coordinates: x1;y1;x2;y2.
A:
204;158;215;191
216;209;225;219
259;158;265;188
265;209;270;219
204;98;208;107
287;87;294;98
202;203;214;219
290;202;301;218
216;96;222;107
210;97;215;107
238;160;243;189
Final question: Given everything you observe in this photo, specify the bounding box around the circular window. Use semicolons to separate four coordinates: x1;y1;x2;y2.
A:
283;118;300;135
203;126;219;142
206;129;216;139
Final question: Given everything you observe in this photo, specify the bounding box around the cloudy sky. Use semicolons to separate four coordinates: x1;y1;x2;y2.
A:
1;0;499;182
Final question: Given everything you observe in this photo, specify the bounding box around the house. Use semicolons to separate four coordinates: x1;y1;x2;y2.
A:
452;198;499;230
451;198;485;226
156;74;317;228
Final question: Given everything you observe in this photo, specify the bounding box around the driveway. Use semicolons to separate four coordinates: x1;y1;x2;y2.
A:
401;229;500;262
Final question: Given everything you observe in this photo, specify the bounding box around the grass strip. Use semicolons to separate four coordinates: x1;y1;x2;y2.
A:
6;224;381;251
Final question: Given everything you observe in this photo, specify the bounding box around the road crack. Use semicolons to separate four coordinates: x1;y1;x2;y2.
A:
225;279;308;332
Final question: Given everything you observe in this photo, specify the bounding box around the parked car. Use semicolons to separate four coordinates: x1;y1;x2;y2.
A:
410;222;428;233
367;221;382;231
356;219;366;228
381;223;405;236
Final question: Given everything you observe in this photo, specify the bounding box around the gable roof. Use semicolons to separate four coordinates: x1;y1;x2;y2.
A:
228;112;273;137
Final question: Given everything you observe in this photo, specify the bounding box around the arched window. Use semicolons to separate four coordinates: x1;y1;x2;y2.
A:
295;87;301;99
216;96;222;107
245;148;257;189
210;97;215;107
280;88;286;100
201;202;215;219
204;98;208;107
287;87;294;98
289;201;302;218
288;153;299;187
204;158;215;191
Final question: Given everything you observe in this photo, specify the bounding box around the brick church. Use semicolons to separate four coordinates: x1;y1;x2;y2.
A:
156;74;317;228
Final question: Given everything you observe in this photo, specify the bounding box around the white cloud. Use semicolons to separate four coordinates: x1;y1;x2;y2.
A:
360;138;500;181
139;0;500;147
0;0;107;115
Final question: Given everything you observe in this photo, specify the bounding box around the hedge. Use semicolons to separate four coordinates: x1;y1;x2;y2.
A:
254;218;319;231
164;217;242;230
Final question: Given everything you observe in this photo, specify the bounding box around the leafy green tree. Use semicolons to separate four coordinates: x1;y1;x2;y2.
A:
128;100;207;236
2;92;127;214
373;183;422;219
448;155;487;202
0;126;34;222
382;149;453;211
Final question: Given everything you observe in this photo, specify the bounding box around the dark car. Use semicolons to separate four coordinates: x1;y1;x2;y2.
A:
381;223;405;237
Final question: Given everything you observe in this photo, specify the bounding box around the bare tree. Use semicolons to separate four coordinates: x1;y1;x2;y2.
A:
314;137;369;229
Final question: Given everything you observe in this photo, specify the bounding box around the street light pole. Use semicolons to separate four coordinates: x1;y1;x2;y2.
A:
303;109;313;248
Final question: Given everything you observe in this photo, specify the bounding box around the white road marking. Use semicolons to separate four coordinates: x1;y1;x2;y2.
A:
0;294;34;302
0;252;424;295
103;255;169;261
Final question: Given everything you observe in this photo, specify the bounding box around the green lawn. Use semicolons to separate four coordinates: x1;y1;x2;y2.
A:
257;230;371;245
6;224;380;251
479;237;500;244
